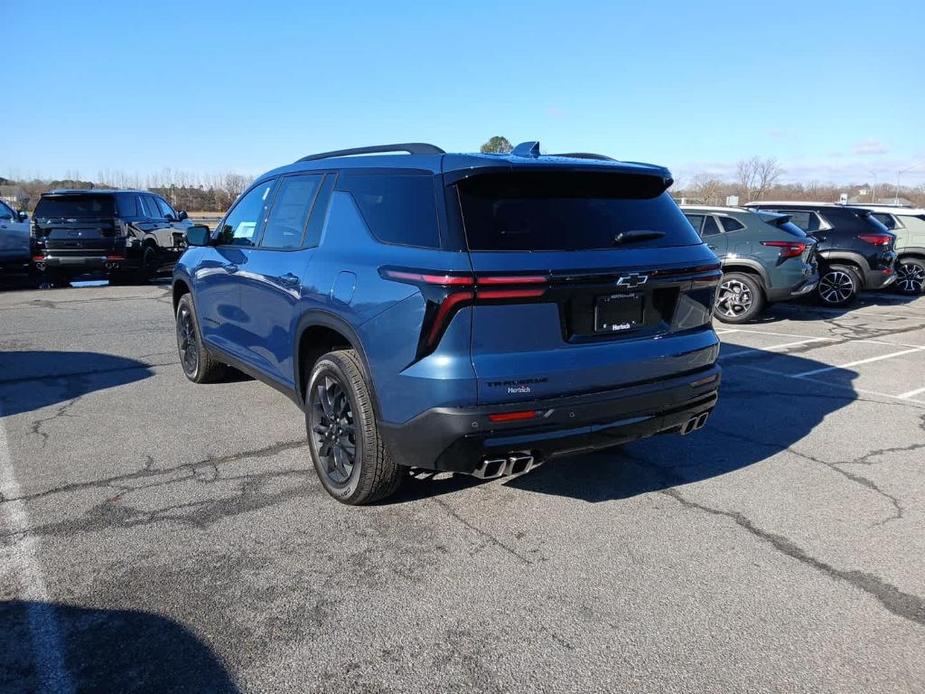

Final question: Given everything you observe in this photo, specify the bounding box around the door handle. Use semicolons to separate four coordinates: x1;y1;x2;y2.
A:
279;272;300;287
223;263;238;273
707;244;717;250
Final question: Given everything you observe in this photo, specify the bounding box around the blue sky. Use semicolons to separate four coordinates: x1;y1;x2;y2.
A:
4;0;924;186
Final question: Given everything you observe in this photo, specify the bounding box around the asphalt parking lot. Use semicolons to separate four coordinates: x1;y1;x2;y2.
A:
1;282;924;693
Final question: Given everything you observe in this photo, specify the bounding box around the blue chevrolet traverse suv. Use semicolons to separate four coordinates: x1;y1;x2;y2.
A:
173;142;722;504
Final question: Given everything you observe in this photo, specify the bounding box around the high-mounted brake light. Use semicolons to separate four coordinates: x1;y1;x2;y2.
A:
857;234;893;247
761;240;806;259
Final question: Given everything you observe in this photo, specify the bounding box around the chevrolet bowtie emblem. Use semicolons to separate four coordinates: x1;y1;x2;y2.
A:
616;273;648;288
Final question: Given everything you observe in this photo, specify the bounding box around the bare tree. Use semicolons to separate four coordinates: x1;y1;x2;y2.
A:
736;156;783;201
690;174;725;205
222;173;251;201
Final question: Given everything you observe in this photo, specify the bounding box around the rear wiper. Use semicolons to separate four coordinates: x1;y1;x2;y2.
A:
612;230;666;245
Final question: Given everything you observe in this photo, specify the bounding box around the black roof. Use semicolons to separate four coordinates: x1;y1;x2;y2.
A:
43;188;147;196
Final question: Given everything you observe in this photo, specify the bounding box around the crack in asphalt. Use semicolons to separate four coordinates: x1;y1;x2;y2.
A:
659;487;925;628
708;426;908;527
27;396;83;449
0;438;308;506
429;496;535;566
0;439;313;540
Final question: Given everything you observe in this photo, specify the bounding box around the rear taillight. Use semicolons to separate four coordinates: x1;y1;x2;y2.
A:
761;240;806;259
857;233;893;246
381;268;549;357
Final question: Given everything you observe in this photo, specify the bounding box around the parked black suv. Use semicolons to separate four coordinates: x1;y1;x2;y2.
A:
745;202;896;305
31;189;191;285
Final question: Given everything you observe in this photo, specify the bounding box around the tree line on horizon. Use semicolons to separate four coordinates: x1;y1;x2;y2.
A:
3;139;922;212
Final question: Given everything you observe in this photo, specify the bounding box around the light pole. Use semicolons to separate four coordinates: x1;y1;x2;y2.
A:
896;162;924;204
868;170;879;202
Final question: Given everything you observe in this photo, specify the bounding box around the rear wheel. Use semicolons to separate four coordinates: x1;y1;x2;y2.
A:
175;294;226;383
817;264;860;306
305;349;402;505
713;272;765;323
895;258;925;295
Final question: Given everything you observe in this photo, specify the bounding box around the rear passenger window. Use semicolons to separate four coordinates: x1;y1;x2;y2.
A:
261;175;322;249
116;194;141;217
701;216;721;236
337;173;439;248
217;181;275;246
720;216;745;232
872;213;897;229
780;211;820;232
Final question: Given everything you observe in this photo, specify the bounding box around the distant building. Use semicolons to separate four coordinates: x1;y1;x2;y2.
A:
0;185;27;208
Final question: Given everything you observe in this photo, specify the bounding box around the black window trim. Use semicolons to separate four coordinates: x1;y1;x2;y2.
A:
213;178;279;248
717;214;746;233
254;172;326;251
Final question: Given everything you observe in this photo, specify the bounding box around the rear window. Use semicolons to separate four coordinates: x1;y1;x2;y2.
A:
336;173;439;248
35;195;115;220
457;172;700;251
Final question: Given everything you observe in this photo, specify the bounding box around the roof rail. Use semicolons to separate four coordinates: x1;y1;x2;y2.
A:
295;143;445;163
552;152;616;162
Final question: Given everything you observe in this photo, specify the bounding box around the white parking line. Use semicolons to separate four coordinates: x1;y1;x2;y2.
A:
898;385;925;400
736;363;925;406
0;407;74;694
793;347;925;378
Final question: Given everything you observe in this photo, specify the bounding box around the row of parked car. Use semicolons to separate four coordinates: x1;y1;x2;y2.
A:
0;190;193;286
680;201;923;322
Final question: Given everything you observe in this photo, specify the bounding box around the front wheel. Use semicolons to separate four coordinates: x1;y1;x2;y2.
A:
895;259;925;295
305;349;402;505
175;294;226;383
816;265;860;306
713;272;765;323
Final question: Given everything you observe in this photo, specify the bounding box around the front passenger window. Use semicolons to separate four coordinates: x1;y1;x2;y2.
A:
217;181;275;246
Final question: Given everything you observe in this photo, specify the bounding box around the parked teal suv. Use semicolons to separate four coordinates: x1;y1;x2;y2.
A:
682;206;818;322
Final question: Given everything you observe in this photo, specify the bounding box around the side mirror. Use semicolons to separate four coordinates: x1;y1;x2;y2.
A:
177;210;188;222
18;211;28;222
185;224;211;247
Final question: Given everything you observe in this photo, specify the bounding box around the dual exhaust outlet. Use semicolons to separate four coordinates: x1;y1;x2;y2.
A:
471;451;541;480
680;411;710;435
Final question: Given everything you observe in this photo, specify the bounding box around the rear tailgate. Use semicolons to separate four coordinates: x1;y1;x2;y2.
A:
454;170;721;404
33;195;121;257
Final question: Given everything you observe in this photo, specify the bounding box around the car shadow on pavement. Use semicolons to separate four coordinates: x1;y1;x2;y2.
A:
401;349;860;504
0;600;239;693
0;351;153;417
751;292;920;323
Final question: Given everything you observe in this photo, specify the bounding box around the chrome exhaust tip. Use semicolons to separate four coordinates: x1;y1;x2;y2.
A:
35;262;46;271
680;412;710;435
472;458;507;479
472;451;541;479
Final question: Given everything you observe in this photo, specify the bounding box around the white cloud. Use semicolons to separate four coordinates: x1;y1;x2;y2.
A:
854;139;889;156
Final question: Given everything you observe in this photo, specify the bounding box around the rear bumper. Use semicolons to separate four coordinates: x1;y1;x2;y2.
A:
864;267;896;290
32;249;142;273
766;271;820;302
379;365;721;473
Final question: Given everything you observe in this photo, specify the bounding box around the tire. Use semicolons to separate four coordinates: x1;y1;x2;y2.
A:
713;272;765;323
895;258;925;295
816;264;860;306
112;247;158;285
175;293;226;383
305;349;402;505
